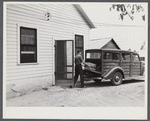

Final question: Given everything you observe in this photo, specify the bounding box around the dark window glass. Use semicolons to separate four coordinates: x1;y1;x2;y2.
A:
140;57;145;61
75;35;84;57
103;52;112;60
103;52;120;60
20;27;37;63
112;53;120;60
121;53;131;61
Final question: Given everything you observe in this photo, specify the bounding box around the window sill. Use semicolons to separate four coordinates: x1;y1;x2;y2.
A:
17;63;39;66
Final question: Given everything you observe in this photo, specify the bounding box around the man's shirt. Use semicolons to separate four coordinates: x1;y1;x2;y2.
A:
75;54;83;65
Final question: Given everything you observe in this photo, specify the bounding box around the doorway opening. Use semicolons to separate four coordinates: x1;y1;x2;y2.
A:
55;40;74;85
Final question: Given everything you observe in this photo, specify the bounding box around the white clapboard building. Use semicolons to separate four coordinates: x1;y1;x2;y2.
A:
4;3;95;99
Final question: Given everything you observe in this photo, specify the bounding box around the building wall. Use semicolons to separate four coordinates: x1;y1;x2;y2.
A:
5;3;90;94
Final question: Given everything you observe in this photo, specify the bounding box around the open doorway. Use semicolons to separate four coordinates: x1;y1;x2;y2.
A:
55;40;74;85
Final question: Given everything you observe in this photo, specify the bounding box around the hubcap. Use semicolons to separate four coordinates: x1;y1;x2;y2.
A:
115;76;120;82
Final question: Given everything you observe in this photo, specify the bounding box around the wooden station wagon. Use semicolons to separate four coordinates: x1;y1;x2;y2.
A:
83;49;145;86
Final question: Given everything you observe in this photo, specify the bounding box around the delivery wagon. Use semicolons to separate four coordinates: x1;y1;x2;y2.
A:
83;49;145;86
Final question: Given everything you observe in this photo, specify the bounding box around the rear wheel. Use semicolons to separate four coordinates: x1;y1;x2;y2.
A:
111;72;123;86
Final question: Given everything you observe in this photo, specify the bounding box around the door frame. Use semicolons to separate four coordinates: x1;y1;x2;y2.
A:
55;40;74;83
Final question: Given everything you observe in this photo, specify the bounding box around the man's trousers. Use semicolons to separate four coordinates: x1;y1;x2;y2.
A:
74;64;84;88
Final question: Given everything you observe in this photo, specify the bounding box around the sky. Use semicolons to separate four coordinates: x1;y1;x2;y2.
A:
80;3;147;52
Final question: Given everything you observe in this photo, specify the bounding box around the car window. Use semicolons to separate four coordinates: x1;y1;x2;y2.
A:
103;52;120;60
86;52;101;59
112;53;120;60
121;53;131;61
103;52;112;60
132;54;140;62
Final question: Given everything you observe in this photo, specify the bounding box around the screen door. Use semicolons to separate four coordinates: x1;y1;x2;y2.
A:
55;40;74;83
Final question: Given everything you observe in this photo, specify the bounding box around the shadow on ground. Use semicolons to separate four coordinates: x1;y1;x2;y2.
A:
86;79;144;88
56;79;144;89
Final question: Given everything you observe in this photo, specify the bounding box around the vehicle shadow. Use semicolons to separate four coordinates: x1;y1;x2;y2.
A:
57;79;145;89
84;79;145;88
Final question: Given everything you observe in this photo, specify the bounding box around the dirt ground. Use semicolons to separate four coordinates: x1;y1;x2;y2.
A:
6;79;145;107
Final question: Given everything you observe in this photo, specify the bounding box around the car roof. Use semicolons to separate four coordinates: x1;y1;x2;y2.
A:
85;49;138;54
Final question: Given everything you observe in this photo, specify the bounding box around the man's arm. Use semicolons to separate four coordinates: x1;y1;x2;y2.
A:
79;56;87;65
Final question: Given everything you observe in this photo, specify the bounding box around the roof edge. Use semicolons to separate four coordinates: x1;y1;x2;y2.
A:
111;38;121;49
74;4;96;29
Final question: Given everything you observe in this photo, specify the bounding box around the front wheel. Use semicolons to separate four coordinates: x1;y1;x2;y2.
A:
111;72;123;86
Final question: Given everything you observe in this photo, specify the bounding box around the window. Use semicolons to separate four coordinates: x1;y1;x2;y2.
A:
86;52;101;59
103;52;112;60
121;53;131;61
20;27;37;63
75;35;84;58
132;54;140;62
103;52;120;60
112;53;120;60
140;57;145;61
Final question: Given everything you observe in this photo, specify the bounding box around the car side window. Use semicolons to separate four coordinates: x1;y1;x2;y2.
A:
121;53;131;61
103;52;112;60
132;54;140;62
112;53;120;60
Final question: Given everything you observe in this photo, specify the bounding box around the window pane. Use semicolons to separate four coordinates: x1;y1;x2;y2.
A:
121;53;131;61
103;52;112;60
75;35;84;58
75;35;83;47
21;28;36;45
20;27;37;63
132;54;140;61
112;53;120;60
86;52;101;59
21;29;26;35
21;54;37;63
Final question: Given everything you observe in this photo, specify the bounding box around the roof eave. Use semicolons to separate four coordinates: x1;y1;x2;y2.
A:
74;4;96;29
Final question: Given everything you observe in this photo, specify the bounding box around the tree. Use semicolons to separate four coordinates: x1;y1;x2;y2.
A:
110;4;145;21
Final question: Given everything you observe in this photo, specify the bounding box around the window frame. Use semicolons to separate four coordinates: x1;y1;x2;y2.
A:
121;52;131;62
75;34;84;58
17;24;39;65
132;53;140;62
103;52;120;62
86;52;101;59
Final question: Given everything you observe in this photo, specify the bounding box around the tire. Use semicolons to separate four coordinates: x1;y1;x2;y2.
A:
111;72;123;86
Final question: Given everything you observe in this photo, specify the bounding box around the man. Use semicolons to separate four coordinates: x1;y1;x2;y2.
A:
72;51;86;88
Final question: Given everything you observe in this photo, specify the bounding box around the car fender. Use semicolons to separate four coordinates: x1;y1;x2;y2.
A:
102;66;125;80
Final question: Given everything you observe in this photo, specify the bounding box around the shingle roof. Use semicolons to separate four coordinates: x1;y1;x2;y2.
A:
89;38;120;49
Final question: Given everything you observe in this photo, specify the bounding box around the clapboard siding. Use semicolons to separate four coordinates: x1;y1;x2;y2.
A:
6;3;90;84
7;10;86;29
7;4;85;21
6;73;53;81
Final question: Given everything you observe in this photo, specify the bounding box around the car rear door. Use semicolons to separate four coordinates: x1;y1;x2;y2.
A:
131;53;141;76
121;52;131;77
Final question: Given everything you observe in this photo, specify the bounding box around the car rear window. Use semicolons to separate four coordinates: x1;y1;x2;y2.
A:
86;52;101;59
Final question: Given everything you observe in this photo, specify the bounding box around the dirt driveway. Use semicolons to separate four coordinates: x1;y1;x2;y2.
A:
6;79;145;107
